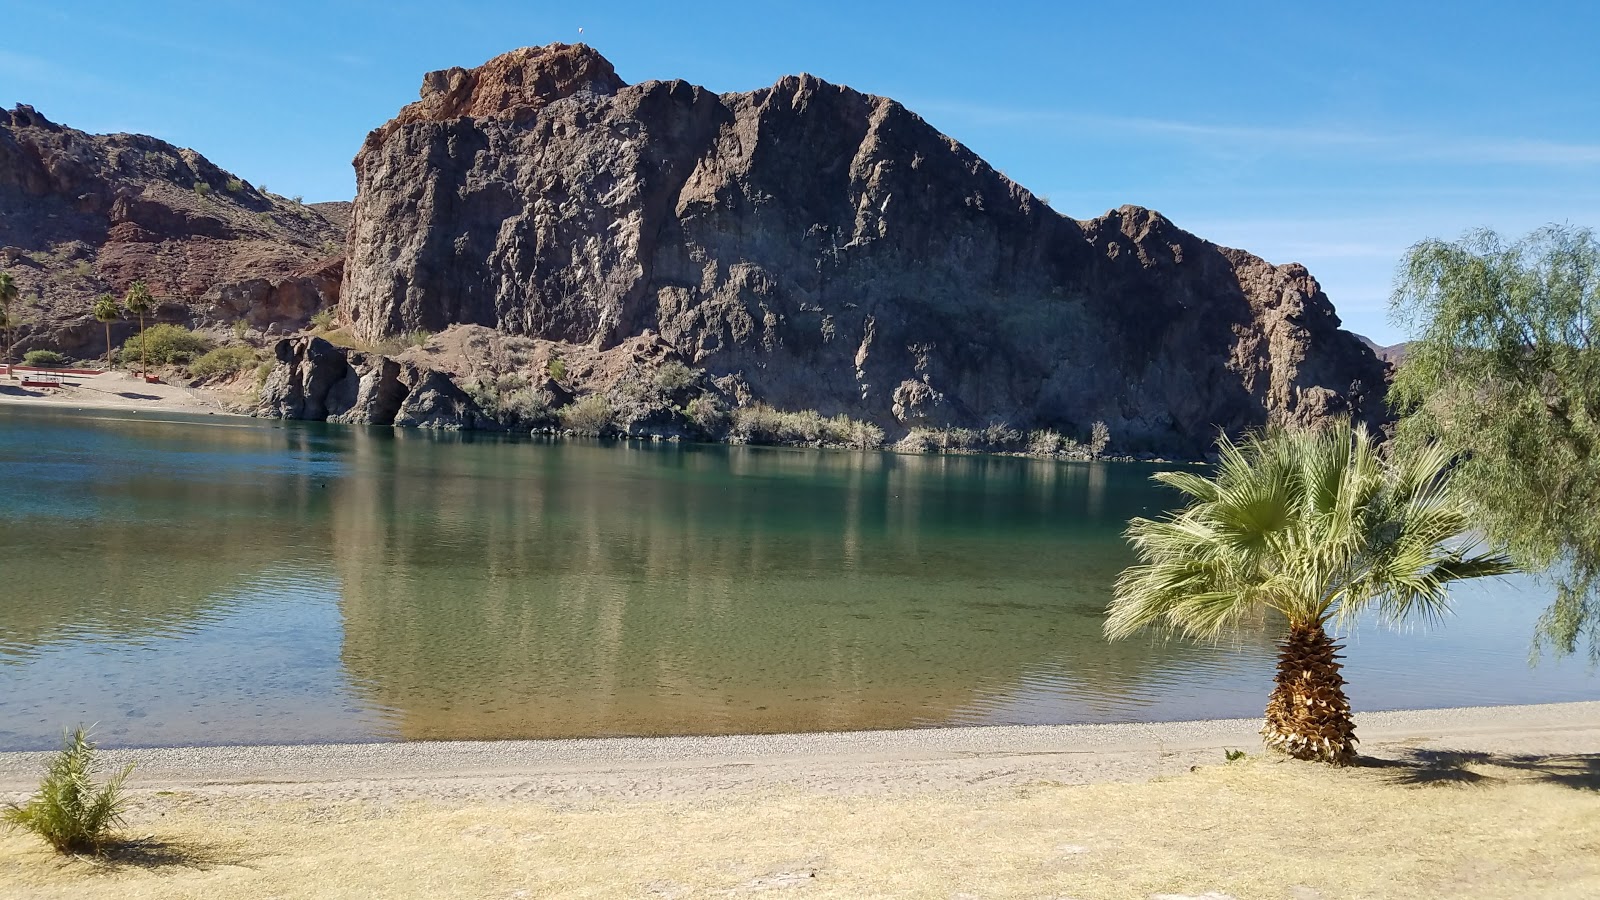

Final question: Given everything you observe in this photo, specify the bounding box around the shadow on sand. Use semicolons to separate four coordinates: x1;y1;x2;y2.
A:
64;835;253;874
1360;748;1600;790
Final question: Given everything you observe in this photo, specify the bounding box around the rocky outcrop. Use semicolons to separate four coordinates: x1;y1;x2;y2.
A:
0;105;344;358
257;336;498;430
342;44;1388;453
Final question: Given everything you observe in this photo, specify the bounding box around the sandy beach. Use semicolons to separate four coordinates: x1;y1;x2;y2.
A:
0;369;238;416
3;702;1598;898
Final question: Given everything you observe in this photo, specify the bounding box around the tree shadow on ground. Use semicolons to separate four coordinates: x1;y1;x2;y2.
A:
0;385;45;397
69;835;253;874
1359;748;1600;791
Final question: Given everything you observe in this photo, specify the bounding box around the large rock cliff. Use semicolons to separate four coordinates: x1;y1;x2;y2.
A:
341;44;1388;453
0;105;344;357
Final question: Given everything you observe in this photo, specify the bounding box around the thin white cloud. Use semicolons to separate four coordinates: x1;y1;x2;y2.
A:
913;101;1600;168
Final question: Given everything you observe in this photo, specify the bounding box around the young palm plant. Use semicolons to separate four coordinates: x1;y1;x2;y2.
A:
1104;421;1515;765
2;727;133;853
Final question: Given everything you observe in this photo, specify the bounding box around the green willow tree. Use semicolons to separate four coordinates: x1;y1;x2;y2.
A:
1105;422;1512;765
92;294;119;369
122;281;153;375
1391;225;1600;657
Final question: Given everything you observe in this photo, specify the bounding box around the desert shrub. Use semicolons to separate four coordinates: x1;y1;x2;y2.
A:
502;388;554;426
231;319;249;340
728;405;881;448
614;374;653;404
653;360;697;394
558;394;614;435
685;395;729;437
320;240;338;256
117;324;212;366
1089;420;1111;456
310;309;335;331
193;181;211;197
407;329;430;348
547;357;568;382
729;404;785;444
895;428;938;453
1029;429;1064;456
495;371;529;393
224;177;244;193
291;195;304;205
2;727;132;854
982;422;1023;450
826;414;885;450
189;345;259;379
945;427;981;451
23;350;67;368
255;359;274;387
73;260;92;277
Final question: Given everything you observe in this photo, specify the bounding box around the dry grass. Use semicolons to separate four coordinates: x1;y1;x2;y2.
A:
3;751;1597;899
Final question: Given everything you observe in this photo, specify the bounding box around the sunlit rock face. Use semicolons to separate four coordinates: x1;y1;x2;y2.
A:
0;105;346;356
343;44;1388;453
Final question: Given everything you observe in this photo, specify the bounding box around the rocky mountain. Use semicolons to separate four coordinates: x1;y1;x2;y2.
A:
335;43;1390;453
1357;334;1409;365
0;104;343;358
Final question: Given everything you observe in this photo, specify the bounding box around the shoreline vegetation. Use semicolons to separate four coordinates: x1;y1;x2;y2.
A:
3;702;1597;898
4;327;1164;461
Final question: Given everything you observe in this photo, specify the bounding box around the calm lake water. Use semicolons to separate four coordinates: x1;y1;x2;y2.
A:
0;405;1595;750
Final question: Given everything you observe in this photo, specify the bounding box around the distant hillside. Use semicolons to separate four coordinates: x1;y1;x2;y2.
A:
1356;335;1409;365
0;104;346;358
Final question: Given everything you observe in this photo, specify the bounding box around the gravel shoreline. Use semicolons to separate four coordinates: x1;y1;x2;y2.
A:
3;700;1595;793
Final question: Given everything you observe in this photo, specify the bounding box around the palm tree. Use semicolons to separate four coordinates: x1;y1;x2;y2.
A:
0;305;14;367
1104;421;1514;765
92;294;119;369
0;271;16;365
122;281;153;376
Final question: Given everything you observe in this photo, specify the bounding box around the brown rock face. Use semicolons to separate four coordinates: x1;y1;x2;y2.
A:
342;45;1387;452
0;105;344;358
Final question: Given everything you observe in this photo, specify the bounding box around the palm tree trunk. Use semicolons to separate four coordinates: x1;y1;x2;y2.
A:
104;322;111;369
1261;621;1357;765
138;313;146;376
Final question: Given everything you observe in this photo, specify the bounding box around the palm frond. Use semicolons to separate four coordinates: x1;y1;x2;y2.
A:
1108;419;1519;644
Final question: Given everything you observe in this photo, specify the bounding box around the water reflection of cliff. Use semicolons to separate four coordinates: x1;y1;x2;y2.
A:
330;433;1262;740
0;411;342;660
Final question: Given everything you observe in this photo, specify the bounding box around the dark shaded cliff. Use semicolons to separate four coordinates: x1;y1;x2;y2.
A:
340;44;1388;453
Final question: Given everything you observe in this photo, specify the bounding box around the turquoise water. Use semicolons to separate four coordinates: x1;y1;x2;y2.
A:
0;405;1594;750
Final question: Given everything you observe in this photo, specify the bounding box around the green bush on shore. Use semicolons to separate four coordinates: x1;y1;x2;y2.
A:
189;346;260;380
558;394;614;435
22;350;67;368
116;324;212;367
729;404;885;449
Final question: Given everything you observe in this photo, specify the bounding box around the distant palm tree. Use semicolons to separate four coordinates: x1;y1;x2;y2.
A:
1104;421;1514;765
92;294;120;369
0;306;14;367
0;271;17;364
122;281;153;376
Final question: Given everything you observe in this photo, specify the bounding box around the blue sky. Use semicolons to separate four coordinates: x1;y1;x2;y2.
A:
4;1;1597;344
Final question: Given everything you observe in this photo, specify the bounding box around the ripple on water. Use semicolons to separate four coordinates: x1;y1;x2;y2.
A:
0;407;1597;749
